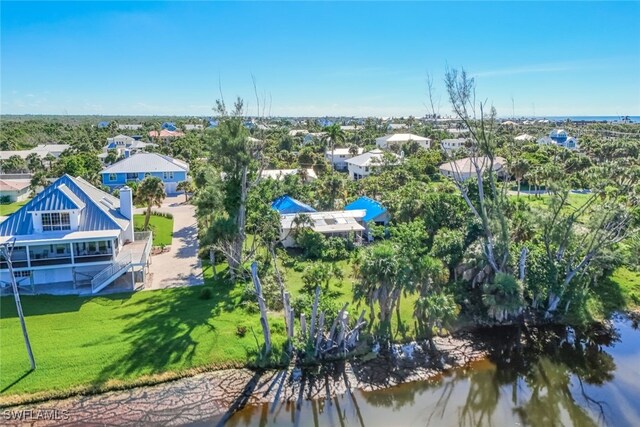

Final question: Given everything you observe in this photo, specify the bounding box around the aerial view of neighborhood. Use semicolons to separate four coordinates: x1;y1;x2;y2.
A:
1;1;639;426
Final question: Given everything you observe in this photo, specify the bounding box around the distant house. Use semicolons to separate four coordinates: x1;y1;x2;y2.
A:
279;210;366;248
288;129;309;137
101;153;189;194
97;121;110;129
340;125;358;132
184;124;204;131
99;135;156;163
439;156;507;181
0;179;31;202
375;134;430;150
318;118;333;127
271;195;316;215
0;175;152;294
303;132;326;145
515;133;535;142
537;129;578;150
440;138;468;153
344;196;389;225
261;168;317;182
162;122;177;131
148;129;185;143
387;123;408;131
208;119;219;128
326;147;364;171
346;149;400;180
117;124;143;131
0;144;71;165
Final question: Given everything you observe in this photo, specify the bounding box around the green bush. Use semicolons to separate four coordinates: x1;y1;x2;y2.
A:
198;287;213;300
295;229;325;259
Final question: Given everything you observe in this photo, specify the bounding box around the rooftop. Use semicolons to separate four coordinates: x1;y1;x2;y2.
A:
0;174;129;237
101;153;189;174
346;149;400;167
344;196;387;222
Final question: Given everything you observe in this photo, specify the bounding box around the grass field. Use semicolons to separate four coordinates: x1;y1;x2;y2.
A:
0;199;30;216
133;214;173;247
0;263;287;402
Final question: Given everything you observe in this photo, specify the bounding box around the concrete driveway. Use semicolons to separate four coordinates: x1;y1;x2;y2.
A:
136;194;203;289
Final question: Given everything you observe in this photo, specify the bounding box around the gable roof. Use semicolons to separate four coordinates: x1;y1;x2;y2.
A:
346;149;400;167
101;153;189;174
376;133;429;143
0;174;129;236
344;196;387;222
272;195;317;214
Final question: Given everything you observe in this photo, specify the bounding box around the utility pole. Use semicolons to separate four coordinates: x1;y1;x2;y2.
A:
0;240;36;370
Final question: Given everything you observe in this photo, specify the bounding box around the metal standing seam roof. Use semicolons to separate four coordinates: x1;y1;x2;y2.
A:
101;153;189;174
376;133;429;143
0;174;129;237
345;149;400;167
344;196;387;222
271;195;317;214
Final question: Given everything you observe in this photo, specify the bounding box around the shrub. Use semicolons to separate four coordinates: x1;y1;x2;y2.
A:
292;291;340;327
240;274;283;311
322;237;349;261
296;229;325;259
198;287;213;300
236;325;247;337
0;196;10;204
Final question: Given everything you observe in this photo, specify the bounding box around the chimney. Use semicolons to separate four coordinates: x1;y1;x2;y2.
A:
119;186;133;220
119;186;135;243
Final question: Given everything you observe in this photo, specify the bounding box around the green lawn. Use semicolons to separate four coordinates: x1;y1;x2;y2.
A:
133;214;173;247
0;199;30;216
0;263;287;403
280;256;420;341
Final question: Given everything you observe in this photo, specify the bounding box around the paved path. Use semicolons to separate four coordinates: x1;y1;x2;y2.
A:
136;195;203;289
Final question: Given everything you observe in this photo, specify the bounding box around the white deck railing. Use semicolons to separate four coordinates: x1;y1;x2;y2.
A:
90;231;152;294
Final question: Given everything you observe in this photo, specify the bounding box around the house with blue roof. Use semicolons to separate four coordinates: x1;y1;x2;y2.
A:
97;121;110;129
101;153;189;194
344;196;389;224
0;175;152;294
272;195;317;214
162;122;177;131
344;196;389;240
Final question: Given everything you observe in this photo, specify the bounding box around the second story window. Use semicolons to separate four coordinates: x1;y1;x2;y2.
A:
109;173;117;182
42;212;71;231
163;171;174;180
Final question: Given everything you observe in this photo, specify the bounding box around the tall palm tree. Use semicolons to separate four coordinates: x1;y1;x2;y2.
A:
510;158;530;197
26;153;42;172
176;180;193;203
137;176;166;230
321;124;346;173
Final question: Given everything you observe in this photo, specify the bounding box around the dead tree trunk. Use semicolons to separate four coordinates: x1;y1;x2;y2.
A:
250;262;271;356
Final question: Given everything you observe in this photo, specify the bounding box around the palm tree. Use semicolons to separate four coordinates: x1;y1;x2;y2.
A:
176;180;193;203
321;124;346;173
510;158;530;197
137;176;166;230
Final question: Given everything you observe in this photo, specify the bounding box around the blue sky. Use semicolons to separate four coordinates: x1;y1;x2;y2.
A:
1;1;639;117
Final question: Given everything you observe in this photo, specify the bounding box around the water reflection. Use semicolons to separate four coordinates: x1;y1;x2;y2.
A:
217;317;640;427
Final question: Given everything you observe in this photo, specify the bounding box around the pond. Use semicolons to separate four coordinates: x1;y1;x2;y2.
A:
215;315;640;427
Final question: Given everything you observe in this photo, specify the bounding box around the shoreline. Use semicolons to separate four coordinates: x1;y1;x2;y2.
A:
1;334;486;426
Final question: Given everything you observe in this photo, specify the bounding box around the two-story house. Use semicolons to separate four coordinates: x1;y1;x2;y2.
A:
101;153;189;194
325;147;364;171
0;175;152;294
345;149;400;180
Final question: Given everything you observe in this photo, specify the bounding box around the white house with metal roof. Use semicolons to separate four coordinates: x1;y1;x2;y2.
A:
325;147;364;171
279;210;366;248
0;175;152;294
101;153;189;194
345;149;401;180
375;133;431;150
439;156;507;181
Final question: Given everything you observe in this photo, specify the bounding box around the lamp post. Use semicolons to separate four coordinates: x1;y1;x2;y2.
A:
0;239;36;370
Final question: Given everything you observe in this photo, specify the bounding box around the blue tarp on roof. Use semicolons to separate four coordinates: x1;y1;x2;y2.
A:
272;195;316;214
344;196;387;222
162;122;177;131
